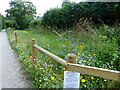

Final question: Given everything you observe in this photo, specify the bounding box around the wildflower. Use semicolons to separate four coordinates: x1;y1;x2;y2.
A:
44;78;49;80
104;79;107;81
78;53;81;55
63;68;65;70
81;79;86;82
73;49;76;51
37;64;40;66
58;84;60;86
33;58;36;60
24;60;26;61
79;46;83;48
30;60;35;62
51;76;55;80
93;54;97;55
48;74;51;76
55;68;58;70
80;76;83;79
91;77;94;79
53;73;56;76
64;56;67;59
46;69;49;71
48;65;53;67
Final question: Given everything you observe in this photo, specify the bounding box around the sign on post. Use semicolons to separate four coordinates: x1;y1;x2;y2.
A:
63;54;80;89
63;71;80;88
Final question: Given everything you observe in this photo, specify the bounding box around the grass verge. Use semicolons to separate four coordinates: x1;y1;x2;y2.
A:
6;26;120;88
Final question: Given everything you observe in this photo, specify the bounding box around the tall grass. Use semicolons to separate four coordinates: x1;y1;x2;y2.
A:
6;25;120;88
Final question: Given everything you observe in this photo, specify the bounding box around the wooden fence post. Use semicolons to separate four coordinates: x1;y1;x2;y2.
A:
63;54;80;88
15;32;17;44
67;54;76;64
32;39;36;60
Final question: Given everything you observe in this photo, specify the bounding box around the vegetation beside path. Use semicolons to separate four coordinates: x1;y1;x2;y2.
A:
7;25;120;88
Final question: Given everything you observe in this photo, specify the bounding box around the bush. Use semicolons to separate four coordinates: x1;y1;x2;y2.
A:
42;2;120;29
30;19;41;28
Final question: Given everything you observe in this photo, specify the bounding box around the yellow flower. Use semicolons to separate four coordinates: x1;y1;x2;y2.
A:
63;68;65;70
93;54;97;55
37;64;40;66
33;58;36;60
79;46;83;48
48;65;53;67
80;76;83;79
53;73;56;76
78;53;81;55
24;60;26;61
81;79;86;82
46;69;49;71
51;76;55;80
91;77;94;79
82;53;84;55
73;49;76;51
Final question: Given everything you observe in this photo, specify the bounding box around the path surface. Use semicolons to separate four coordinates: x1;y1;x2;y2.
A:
0;31;2;89
0;30;28;88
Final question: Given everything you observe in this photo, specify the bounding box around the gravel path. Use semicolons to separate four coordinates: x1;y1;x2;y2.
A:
0;30;28;88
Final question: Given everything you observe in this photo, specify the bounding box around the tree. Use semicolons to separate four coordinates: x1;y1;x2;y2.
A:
42;2;120;29
0;14;6;29
5;0;36;29
0;14;2;31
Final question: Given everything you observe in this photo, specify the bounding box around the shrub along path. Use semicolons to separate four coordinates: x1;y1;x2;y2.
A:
0;30;28;88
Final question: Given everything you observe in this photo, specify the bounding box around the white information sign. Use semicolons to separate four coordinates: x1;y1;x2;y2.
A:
63;71;80;88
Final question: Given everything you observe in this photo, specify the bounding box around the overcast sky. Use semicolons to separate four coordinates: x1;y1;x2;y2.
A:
0;0;83;16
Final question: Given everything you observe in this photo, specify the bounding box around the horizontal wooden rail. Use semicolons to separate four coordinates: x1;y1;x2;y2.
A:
34;45;67;66
67;63;120;81
34;44;120;81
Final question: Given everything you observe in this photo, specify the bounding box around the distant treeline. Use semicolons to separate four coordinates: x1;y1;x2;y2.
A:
1;1;120;30
41;2;120;28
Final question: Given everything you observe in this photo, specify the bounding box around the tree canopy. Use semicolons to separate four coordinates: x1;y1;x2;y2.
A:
0;14;6;29
42;2;120;29
5;0;36;29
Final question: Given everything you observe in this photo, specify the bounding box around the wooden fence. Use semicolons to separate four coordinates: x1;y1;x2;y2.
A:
6;30;120;81
6;30;120;82
32;39;120;82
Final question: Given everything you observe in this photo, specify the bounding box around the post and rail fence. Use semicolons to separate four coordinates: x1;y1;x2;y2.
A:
6;30;120;88
32;39;120;82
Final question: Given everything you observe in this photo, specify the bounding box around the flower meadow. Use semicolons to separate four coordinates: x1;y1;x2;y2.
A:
7;28;119;88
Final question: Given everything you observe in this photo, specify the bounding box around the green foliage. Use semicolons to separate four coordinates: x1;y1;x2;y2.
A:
5;20;15;28
5;0;36;29
0;14;2;31
42;2;120;29
7;25;120;88
0;14;6;29
30;19;41;28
